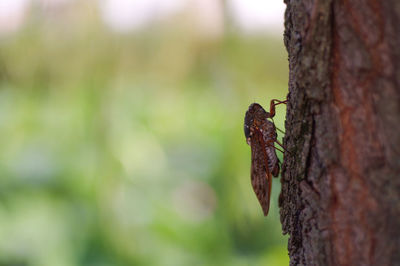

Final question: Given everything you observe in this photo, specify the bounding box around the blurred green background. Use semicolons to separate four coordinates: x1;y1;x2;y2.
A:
0;1;288;266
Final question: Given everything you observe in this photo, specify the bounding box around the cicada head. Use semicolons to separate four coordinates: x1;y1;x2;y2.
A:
244;103;268;145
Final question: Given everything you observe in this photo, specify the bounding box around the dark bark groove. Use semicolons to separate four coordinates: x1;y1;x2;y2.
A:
279;0;400;265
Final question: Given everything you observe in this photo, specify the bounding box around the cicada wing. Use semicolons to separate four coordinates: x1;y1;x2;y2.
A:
250;128;272;216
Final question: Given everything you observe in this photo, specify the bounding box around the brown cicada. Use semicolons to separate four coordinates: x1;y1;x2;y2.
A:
244;99;287;216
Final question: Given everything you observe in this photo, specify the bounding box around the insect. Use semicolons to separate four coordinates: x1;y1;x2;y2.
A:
244;99;287;216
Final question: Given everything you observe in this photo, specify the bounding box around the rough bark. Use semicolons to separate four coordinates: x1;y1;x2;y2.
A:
279;0;400;265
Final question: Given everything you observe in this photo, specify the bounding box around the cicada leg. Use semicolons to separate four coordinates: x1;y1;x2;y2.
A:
268;99;287;118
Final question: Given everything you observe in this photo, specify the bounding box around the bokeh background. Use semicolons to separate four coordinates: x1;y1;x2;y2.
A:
0;0;289;265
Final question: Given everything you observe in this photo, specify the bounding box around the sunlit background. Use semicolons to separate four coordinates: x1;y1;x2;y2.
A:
0;0;288;265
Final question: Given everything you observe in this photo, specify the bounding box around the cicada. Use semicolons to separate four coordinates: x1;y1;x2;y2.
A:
244;100;287;216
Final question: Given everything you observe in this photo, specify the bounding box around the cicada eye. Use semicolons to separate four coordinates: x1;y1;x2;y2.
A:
244;124;250;139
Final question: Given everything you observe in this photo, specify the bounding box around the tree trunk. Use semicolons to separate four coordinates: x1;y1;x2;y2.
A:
279;0;400;265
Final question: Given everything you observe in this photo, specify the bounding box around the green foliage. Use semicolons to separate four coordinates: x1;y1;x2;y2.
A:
0;19;288;266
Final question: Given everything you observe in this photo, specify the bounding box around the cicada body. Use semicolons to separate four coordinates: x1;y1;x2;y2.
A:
244;102;283;216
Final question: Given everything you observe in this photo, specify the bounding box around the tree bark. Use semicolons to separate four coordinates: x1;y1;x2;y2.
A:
279;0;400;265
